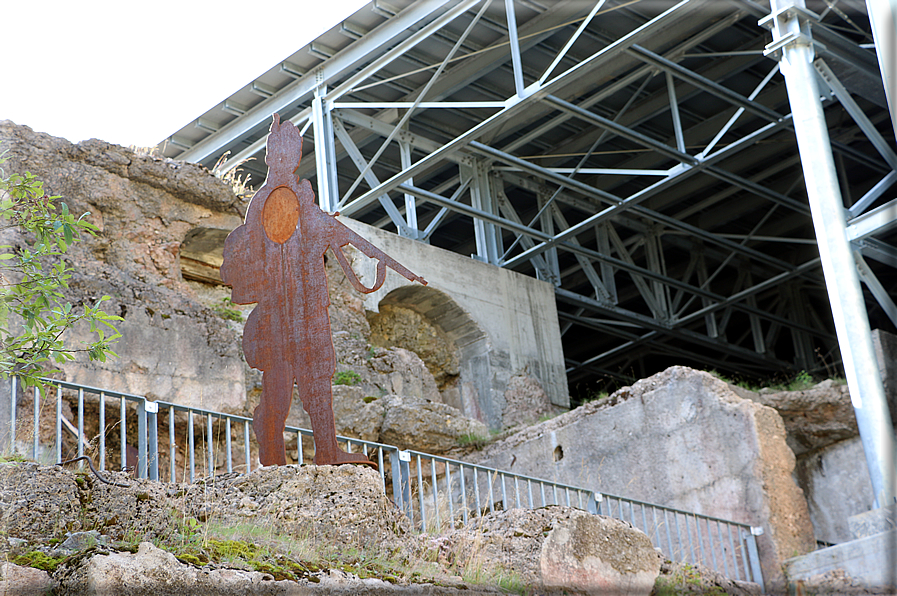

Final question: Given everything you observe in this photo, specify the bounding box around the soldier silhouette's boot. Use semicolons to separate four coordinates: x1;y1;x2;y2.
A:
306;388;377;469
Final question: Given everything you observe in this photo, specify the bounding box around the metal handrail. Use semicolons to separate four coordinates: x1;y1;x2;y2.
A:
4;376;764;589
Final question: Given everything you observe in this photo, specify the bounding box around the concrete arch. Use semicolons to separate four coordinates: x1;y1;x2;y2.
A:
377;284;488;355
371;284;494;425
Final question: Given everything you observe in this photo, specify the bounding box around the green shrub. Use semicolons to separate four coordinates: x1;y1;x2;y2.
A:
333;370;362;386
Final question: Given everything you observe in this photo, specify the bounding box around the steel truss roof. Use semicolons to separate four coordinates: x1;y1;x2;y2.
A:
162;0;897;399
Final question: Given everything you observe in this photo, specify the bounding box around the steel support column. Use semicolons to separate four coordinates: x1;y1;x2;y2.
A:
866;0;897;135
312;85;339;212
764;0;896;506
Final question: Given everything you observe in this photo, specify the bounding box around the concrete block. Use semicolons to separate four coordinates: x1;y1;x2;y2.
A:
784;529;897;592
849;503;897;540
471;366;816;589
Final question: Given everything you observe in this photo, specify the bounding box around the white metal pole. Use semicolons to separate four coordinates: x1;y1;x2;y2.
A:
866;0;897;138
764;0;896;507
312;85;335;212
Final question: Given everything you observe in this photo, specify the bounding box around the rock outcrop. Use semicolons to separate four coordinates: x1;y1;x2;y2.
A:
0;120;247;415
729;379;856;457
0;562;54;596
0;461;667;595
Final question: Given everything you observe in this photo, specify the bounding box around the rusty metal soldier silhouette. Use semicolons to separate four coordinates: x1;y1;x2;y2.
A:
220;114;426;468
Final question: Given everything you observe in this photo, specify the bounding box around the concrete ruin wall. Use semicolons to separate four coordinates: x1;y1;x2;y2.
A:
339;217;570;428
470;366;816;587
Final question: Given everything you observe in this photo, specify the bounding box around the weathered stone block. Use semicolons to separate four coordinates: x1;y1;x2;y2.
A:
0;562;55;596
795;437;874;544
443;506;661;595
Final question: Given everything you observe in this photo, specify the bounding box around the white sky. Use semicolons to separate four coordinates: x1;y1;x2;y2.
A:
1;0;369;148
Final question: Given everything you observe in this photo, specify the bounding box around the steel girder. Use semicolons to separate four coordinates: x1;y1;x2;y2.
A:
161;0;897;394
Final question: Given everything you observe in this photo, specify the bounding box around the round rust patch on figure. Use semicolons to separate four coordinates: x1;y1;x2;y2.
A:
262;186;300;244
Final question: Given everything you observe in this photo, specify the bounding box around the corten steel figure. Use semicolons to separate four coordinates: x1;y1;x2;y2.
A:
220;114;426;468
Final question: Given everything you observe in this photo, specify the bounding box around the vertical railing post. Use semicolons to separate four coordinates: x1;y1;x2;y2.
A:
188;413;195;482
399;450;412;521
9;376;17;454
416;454;426;531
146;401;159;481
169;406;176;483
377;448;386;490
98;392;106;471
588;492;601;515
77;389;84;463
31;386;39;460
459;464;469;525
431;458;440;530
55;385;61;464
744;527;765;592
225;418;233;473
119;396;126;471
446;462;455;529
390;450;403;510
136;399;147;479
206;413;214;478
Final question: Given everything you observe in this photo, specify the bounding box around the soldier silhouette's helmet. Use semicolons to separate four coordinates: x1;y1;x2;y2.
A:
264;113;303;172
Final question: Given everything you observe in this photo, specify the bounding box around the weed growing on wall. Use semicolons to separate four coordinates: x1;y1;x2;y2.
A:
210;297;243;322
333;370;362;386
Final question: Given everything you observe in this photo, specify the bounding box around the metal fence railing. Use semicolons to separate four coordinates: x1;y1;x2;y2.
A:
3;376;764;590
389;449;764;590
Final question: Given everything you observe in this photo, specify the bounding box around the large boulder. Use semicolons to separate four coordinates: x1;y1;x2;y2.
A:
208;464;413;548
438;506;662;595
469;366;816;590
0;562;55;596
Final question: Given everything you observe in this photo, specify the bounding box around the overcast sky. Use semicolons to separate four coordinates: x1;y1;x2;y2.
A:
1;1;369;148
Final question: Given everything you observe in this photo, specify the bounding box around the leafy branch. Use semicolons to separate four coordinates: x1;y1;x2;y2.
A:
0;152;121;389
